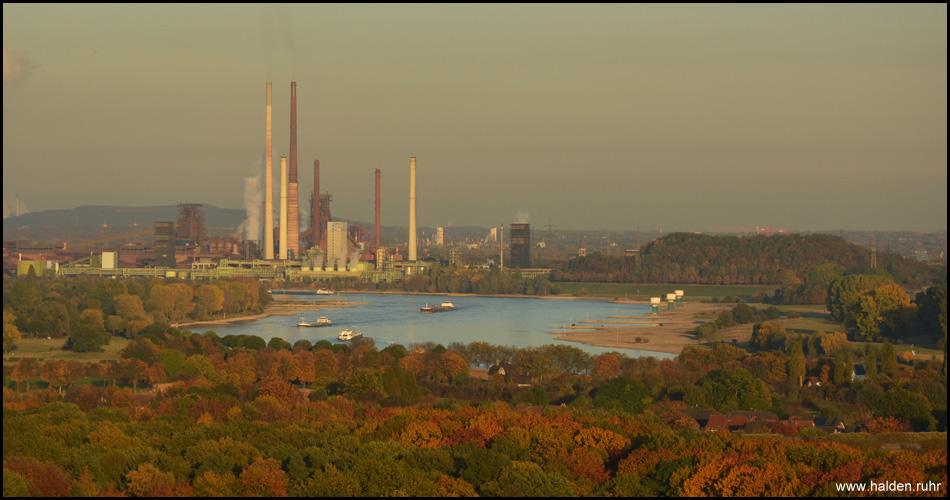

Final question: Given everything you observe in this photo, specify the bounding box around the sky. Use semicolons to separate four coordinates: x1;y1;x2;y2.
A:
2;4;947;233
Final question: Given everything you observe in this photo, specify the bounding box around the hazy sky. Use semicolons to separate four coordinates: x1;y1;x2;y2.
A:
3;4;947;232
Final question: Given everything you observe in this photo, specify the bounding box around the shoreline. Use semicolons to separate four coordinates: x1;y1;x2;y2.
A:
545;301;731;355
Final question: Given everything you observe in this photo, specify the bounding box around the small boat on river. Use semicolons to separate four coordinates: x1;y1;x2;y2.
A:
338;328;362;341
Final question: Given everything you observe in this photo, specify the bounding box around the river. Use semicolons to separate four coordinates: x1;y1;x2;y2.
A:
209;292;675;359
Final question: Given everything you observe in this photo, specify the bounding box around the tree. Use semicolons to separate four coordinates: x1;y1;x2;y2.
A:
880;342;898;377
125;463;175;497
9;279;41;316
593;353;620;379
240;457;288;497
65;309;111;352
915;283;947;341
40;360;71;393
11;357;40;392
787;341;805;387
195;284;225;317
345;367;383;397
4;310;22;353
874;387;936;431
439;350;469;381
482;461;575;497
114;294;152;337
594;375;652;413
698;367;770;413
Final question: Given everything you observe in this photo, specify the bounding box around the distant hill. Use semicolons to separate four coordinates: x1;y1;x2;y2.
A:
2;205;492;246
556;232;945;286
2;205;247;229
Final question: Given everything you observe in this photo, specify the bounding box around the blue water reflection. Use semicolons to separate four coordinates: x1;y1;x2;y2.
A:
208;293;675;359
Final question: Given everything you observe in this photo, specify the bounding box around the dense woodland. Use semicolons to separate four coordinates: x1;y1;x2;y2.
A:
3;324;948;496
555;233;943;288
3;275;270;353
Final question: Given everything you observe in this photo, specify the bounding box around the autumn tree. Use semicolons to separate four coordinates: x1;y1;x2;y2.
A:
240;457;288;497
11;357;40;392
125;463;175;497
40;360;71;393
114;294;152;337
194;284;225;319
593;353;621;379
3;310;21;353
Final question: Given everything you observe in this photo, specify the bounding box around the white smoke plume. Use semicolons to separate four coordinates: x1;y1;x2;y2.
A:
348;249;361;271
3;45;32;86
514;211;530;224
236;174;262;242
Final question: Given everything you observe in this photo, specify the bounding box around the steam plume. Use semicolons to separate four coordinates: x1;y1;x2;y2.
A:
236;174;262;242
3;45;32;86
514;211;530;224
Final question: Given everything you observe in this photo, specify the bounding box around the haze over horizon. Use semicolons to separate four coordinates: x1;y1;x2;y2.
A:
3;4;946;233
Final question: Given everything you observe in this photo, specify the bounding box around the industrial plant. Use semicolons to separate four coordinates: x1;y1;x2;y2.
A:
7;82;551;283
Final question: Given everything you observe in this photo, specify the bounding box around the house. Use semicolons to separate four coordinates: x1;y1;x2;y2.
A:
803;376;821;388
729;410;778;422
487;361;517;378
704;414;728;431
743;421;770;434
789;418;815;428
851;363;867;381
683;407;718;428
813;417;846;434
487;361;532;387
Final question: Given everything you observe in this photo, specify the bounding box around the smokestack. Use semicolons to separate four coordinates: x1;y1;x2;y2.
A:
409;156;417;261
288;82;299;258
500;223;504;270
280;156;288;260
264;83;274;259
375;168;381;249
312;159;320;249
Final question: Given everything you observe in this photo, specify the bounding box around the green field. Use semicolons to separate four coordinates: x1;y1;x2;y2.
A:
3;337;130;367
555;282;777;301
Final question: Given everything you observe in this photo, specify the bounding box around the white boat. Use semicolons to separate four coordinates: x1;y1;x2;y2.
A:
297;316;332;328
338;328;362;341
316;288;334;295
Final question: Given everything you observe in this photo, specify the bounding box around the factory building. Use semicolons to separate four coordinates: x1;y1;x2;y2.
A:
176;203;206;248
327;221;348;270
509;223;531;269
154;221;177;267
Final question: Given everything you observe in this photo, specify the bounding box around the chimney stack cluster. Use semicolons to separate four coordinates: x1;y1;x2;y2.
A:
260;82;423;262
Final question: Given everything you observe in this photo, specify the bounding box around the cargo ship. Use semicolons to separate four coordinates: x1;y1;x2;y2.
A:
297;316;332;327
421;301;455;314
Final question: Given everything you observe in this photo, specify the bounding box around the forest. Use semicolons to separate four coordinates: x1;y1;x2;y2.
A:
555;233;943;288
3;317;947;496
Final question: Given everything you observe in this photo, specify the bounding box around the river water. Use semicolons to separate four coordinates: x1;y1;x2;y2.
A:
209;292;675;359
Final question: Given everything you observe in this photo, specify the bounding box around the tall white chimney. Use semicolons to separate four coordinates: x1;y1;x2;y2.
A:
409;156;417;262
264;82;274;259
280;156;288;260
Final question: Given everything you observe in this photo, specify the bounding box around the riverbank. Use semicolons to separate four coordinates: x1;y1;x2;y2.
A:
550;302;731;355
175;298;363;328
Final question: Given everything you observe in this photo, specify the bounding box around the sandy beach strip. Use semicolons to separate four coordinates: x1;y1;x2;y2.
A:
549;302;730;355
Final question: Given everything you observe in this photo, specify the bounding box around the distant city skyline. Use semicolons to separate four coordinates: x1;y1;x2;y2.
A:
2;4;946;232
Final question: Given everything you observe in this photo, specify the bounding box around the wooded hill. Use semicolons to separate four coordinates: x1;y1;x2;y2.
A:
555;233;943;286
